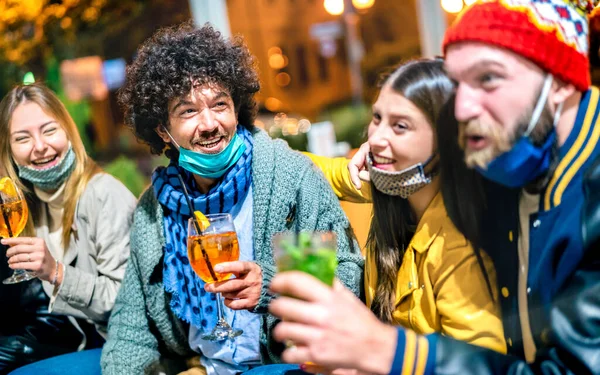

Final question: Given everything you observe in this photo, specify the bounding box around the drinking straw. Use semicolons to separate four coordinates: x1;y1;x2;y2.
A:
0;193;13;237
295;188;301;247
176;174;218;282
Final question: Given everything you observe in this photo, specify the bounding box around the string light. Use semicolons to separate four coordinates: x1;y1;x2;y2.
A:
352;0;375;10
441;0;464;13
324;0;344;15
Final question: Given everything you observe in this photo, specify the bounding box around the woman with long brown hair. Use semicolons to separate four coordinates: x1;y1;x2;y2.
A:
307;59;505;359
0;83;136;374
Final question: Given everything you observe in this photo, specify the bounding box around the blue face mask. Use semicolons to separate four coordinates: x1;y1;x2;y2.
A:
476;74;563;188
17;145;76;191
164;127;246;179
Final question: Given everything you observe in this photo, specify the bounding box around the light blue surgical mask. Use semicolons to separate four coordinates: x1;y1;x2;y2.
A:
163;127;246;179
17;145;76;191
476;74;563;188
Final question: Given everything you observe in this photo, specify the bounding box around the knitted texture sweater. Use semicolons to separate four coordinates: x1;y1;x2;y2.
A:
101;129;364;374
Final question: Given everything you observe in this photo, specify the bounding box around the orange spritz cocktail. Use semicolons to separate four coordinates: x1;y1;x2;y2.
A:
187;231;240;283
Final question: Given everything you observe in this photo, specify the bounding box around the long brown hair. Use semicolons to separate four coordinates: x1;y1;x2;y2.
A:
367;59;454;323
0;83;102;246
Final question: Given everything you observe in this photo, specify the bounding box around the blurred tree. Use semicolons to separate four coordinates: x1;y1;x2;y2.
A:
103;155;148;198
317;100;370;149
0;0;146;96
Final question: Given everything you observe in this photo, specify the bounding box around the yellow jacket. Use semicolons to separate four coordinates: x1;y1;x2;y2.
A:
305;153;506;354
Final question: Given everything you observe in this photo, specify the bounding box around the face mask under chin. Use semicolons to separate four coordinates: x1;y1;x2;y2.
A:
367;154;437;198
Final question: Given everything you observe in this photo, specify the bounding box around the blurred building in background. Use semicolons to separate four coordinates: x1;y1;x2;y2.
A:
0;0;461;248
226;0;423;120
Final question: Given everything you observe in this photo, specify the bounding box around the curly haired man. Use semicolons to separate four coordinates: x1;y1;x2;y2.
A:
100;22;364;375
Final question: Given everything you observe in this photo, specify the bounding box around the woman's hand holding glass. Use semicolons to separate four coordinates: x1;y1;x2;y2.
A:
3;236;58;283
0;176;35;284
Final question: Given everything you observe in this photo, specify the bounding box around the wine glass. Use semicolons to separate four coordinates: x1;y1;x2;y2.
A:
187;213;243;341
272;231;338;286
0;176;35;284
272;231;338;356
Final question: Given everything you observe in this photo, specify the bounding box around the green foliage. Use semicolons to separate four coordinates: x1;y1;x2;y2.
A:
267;127;309;151
276;232;338;286
103;156;148;198
317;102;370;149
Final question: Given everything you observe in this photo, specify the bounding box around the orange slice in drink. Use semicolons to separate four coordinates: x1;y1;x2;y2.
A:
193;210;210;231
0;177;17;197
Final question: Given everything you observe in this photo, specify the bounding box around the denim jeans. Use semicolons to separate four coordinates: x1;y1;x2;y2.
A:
244;364;308;374
8;348;101;375
9;350;306;375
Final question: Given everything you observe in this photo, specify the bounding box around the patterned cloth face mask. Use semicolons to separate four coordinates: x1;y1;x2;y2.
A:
17;144;76;191
367;154;437;198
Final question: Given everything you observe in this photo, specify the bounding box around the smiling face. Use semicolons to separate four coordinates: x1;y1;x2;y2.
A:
367;84;435;172
445;42;556;169
158;83;238;155
9;100;70;170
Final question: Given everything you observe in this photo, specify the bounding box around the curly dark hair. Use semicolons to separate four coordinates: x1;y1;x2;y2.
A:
118;21;261;155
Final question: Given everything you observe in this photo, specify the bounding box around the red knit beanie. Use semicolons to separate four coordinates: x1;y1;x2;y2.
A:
443;0;599;92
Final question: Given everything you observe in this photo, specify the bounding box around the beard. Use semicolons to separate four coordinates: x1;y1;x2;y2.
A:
458;101;555;170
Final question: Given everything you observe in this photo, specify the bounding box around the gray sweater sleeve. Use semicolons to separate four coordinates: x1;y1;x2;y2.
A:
306;163;365;296
101;211;161;374
256;151;365;363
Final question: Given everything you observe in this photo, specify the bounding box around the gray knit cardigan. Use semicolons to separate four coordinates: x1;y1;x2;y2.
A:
101;129;364;374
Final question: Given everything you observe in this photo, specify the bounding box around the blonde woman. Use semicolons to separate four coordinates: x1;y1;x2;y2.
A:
0;83;136;374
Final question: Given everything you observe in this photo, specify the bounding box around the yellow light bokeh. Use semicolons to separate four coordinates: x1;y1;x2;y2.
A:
265;98;283;112
464;0;477;5
268;46;282;57
298;119;312;133
275;72;291;87
283;118;299;136
82;7;99;22
60;17;72;29
352;0;375;10
20;0;45;19
273;112;288;127
441;0;463;13
324;0;344;15
269;53;288;70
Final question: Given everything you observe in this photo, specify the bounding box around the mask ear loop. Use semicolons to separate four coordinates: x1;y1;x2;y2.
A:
525;74;554;138
421;152;440;181
553;101;565;129
160;126;181;150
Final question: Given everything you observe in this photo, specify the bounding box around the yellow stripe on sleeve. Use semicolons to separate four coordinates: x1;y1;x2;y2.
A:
552;96;600;207
413;335;429;375
401;330;417;375
544;88;598;210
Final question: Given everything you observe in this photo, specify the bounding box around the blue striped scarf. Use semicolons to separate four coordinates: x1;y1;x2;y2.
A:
151;126;253;329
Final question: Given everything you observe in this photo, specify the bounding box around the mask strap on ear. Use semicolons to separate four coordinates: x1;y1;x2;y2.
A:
553;101;565;128
525;74;554;138
422;153;437;168
422;152;440;177
161;126;181;150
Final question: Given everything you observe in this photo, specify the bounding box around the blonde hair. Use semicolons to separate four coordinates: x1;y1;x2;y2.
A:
0;83;102;246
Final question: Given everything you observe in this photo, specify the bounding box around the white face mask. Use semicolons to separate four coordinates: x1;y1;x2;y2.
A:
367;154;437;198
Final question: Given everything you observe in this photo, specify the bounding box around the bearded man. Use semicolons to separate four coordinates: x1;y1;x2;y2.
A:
265;1;600;374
